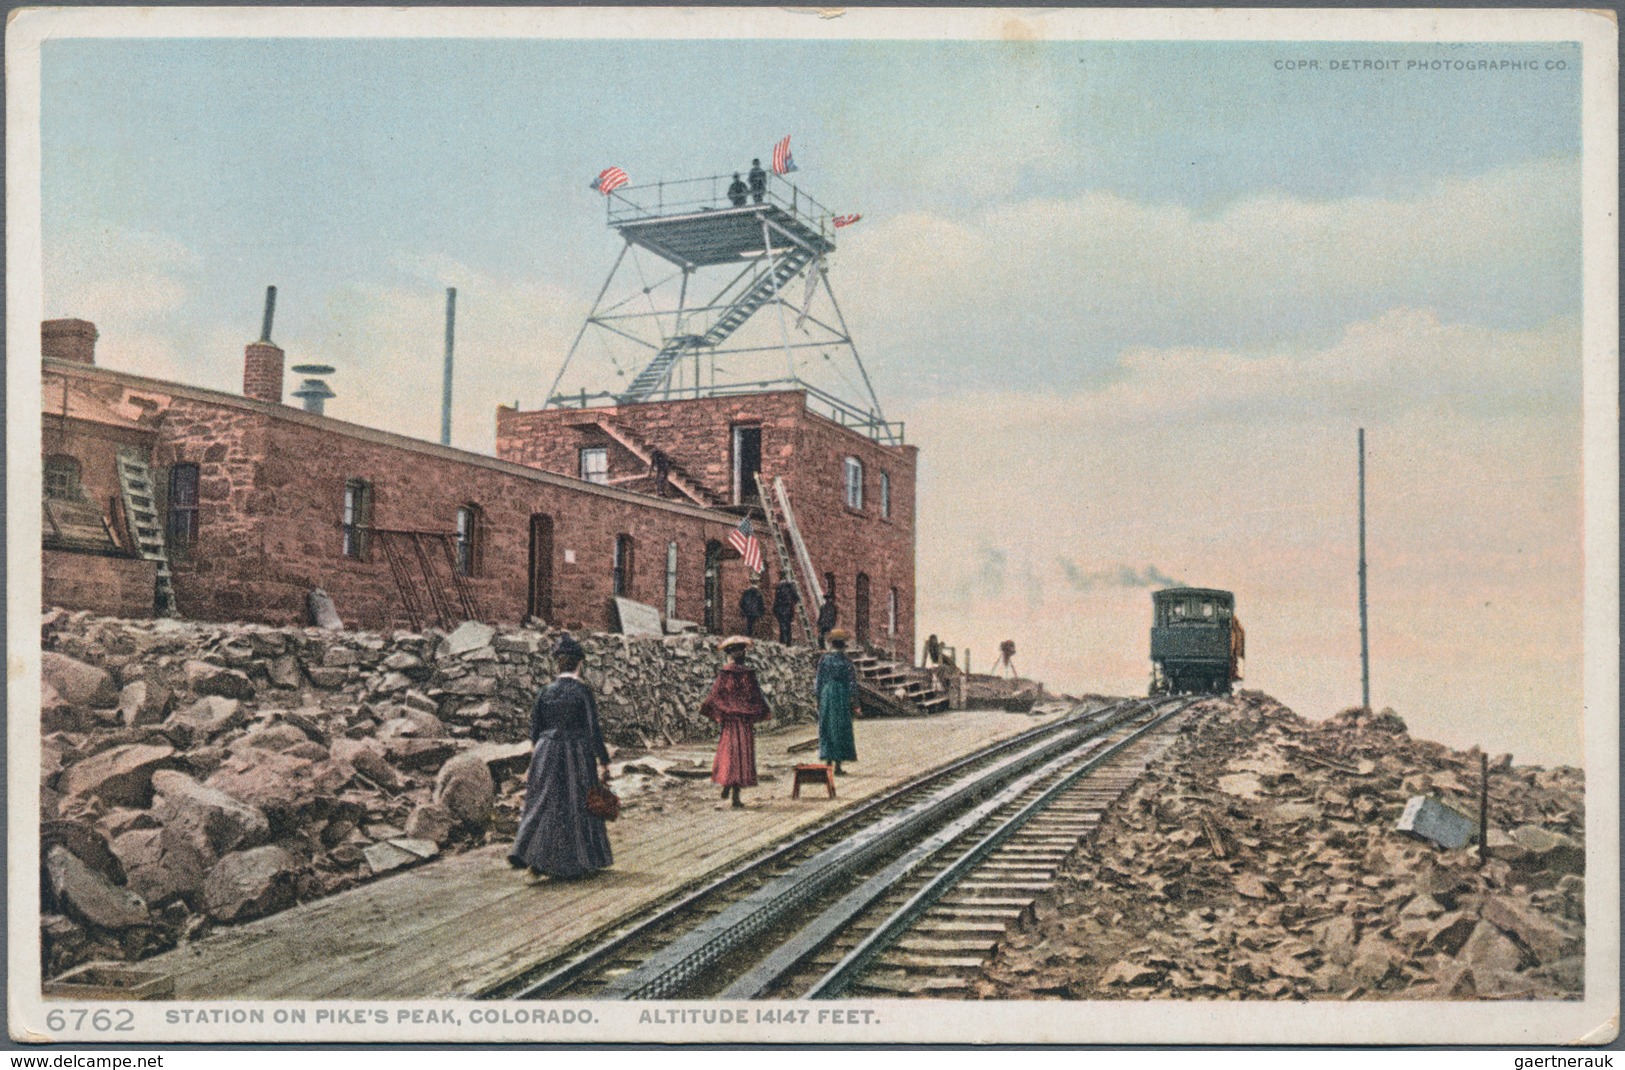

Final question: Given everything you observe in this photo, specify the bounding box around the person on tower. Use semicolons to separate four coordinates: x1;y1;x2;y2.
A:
748;159;767;204
727;172;748;208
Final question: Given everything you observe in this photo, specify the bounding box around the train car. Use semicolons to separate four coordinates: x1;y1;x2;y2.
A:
1149;587;1245;696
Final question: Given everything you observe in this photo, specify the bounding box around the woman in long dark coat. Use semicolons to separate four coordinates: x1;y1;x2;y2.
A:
815;628;859;775
701;636;772;808
508;635;613;880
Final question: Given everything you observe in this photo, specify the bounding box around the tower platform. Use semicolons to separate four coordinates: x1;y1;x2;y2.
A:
606;173;839;268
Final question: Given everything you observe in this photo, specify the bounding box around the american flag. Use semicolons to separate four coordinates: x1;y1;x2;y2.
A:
833;213;862;228
772;135;798;175
728;517;764;574
590;167;629;195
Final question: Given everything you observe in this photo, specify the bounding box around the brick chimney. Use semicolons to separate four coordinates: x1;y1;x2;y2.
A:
243;341;285;404
42;319;98;365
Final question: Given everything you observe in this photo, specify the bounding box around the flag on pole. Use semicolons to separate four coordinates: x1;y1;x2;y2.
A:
833;213;862;228
728;517;764;574
590;167;629;195
772;135;798;175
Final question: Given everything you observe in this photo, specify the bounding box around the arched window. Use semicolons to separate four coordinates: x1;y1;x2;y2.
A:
44;455;81;501
455;504;482;577
613;534;635;596
843;457;864;510
167;463;200;552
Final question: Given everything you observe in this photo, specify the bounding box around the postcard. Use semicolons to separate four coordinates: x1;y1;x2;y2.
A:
7;5;1617;1047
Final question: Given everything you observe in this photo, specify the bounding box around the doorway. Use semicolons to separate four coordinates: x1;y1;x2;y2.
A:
732;425;762;504
527;514;554;623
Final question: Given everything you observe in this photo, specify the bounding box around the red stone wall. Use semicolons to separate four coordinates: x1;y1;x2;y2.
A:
155;404;755;634
497;392;918;654
44;550;157;618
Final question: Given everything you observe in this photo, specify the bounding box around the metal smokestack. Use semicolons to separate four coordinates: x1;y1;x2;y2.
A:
291;363;336;416
260;286;278;343
441;287;457;446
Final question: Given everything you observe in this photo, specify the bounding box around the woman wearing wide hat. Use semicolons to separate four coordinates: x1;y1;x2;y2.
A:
701;636;773;808
815;628;860;775
509;634;614;879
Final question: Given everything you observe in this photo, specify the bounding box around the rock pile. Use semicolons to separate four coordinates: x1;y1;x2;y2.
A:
38;609;818;977
981;693;1585;1001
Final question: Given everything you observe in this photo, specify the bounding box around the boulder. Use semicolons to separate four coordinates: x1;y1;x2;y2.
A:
363;841;422;875
152;770;271;856
57;744;176;808
111;827;211;907
1481;895;1581;962
41;652;118;708
329;738;402;791
403;803;456;845
266;655;303;690
166;696;245;745
433;751;495;828
442;621;497;658
307;588;343;630
465;741;534;778
233;722;312;753
118;680;169;727
384;737;458;771
183;659;256;700
378;708;447;739
45;845;149;929
41;819;127;886
1510;825;1585;875
204;751;349;831
1459;920;1530;975
203;846;298;922
40;680;84;733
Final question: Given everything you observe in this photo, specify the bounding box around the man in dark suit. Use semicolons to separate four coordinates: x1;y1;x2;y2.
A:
772;578;799;644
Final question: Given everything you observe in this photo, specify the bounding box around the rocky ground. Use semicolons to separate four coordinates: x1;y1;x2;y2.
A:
37;609;818;979
978;692;1585;1001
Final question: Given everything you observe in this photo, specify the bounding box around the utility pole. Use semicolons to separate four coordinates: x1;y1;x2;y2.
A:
1358;428;1370;710
440;288;457;447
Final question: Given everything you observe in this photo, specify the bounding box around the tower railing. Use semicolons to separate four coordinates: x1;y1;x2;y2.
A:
544;380;905;445
606;173;838;235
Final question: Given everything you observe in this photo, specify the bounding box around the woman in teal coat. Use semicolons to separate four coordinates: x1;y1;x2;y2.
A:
815;628;860;774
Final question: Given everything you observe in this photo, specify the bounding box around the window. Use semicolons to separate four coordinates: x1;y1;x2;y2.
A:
843;457;863;510
880;471;891;519
732;425;762;504
613;534;635;596
342;479;371;559
888;587;899;637
45;455;82;500
455;504;481;577
580;446;608;485
665;541;679;619
167;464;199;552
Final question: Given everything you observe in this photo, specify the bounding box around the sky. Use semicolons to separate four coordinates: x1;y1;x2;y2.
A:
37;28;1590;764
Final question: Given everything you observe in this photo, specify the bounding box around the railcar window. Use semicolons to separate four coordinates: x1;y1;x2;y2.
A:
1201;602;1215;618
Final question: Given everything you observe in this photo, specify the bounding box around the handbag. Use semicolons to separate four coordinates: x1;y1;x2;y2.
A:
586;781;620;821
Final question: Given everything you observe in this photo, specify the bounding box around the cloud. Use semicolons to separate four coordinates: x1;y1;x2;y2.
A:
834;156;1579;402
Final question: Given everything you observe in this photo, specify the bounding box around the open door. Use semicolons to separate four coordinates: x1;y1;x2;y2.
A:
854;572;871;647
703;540;724;634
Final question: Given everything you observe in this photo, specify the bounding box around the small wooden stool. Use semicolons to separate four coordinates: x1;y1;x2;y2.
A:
791;763;837;799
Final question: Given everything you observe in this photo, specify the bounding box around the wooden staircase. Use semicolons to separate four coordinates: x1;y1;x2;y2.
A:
849;650;950;717
584;414;725;508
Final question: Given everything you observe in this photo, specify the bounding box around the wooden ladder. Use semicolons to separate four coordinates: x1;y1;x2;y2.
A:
753;472;816;643
114;448;176;616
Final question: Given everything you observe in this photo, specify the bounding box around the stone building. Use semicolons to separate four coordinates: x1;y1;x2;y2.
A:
38;320;917;652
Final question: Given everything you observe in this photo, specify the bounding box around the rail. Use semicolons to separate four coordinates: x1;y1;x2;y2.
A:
606;172;839;236
542;382;904;445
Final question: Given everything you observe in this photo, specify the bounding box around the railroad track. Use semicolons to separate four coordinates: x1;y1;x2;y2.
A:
491;694;1201;1002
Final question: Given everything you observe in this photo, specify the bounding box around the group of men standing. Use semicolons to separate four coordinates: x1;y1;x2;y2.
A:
739;577;840;648
727;159;769;207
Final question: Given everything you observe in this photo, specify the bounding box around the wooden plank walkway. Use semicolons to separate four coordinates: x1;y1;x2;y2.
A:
143;708;1067;999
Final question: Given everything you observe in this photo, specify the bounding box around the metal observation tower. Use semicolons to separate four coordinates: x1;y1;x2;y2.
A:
543;172;899;443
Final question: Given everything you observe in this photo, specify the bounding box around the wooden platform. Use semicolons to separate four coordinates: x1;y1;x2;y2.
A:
141;708;1068;999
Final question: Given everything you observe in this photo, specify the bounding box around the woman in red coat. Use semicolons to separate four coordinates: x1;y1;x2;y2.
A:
702;636;772;808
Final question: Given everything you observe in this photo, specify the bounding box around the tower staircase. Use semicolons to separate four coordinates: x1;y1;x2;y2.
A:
114;448;176;616
617;243;820;404
584;414;725;507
